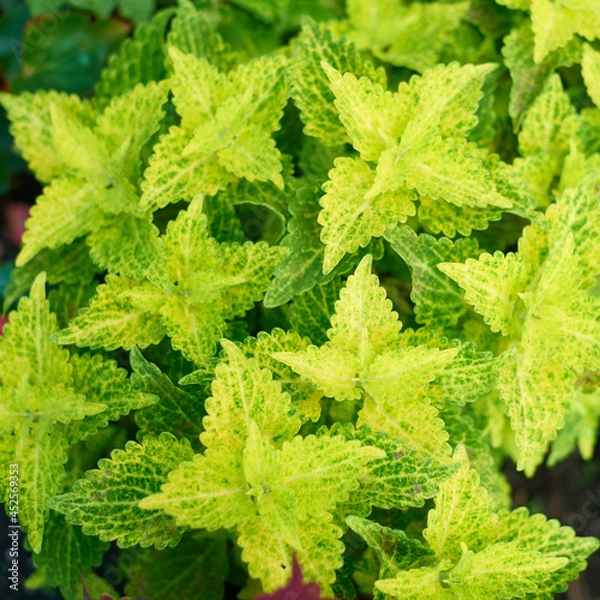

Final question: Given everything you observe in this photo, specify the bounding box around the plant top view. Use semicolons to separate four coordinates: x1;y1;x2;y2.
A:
1;0;600;598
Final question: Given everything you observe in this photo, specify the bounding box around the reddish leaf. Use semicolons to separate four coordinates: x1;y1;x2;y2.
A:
254;556;334;600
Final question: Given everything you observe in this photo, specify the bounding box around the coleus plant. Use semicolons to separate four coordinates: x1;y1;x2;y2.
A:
1;0;600;599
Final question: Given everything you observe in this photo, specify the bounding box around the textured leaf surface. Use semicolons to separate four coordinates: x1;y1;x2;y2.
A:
52;276;166;351
439;252;531;336
320;157;416;273
32;513;109;600
290;20;386;145
384;225;478;329
424;446;497;561
202;341;301;450
48;434;193;548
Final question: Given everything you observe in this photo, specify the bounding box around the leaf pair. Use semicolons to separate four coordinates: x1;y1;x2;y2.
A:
141;341;383;593
53;197;284;365
352;445;599;599
0;273;155;552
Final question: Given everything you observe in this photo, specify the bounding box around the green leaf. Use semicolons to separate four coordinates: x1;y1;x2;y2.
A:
384;225;479;329
124;533;229;600
439;251;531;336
32;512;109;600
424;445;497;562
48;433;193;549
52;276;166;351
290;278;343;346
263;187;330;308
167;0;227;66
290;19;386;146
140;446;255;530
202;340;301;450
94;10;172;109
346;516;436;577
64;352;156;445
130;347;205;446
501;21;581;129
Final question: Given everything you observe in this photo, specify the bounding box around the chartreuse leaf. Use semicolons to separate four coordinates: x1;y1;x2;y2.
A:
439;251;532;336
582;43;600;107
55;199;283;365
546;175;600;286
16;179;107;267
0;276;88;550
384;225;479;329
31;512;109;600
334;424;459;513
94;81;169;183
495;506;600;595
424;446;497;561
52;276;167;351
531;0;600;63
123;533;228;600
242;329;320;423
141;47;287;210
238;513;344;594
0;91;95;183
319;157;416;274
48;433;193;549
202;340;301;449
400;62;497;141
357;394;452;462
140;125;231;211
9;428;70;554
447;542;567;598
330;255;401;358
280;431;384;519
322;63;406;162
87;213;170;291
64;352;156;445
289;18;386;146
518;74;577;158
374;445;586;599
